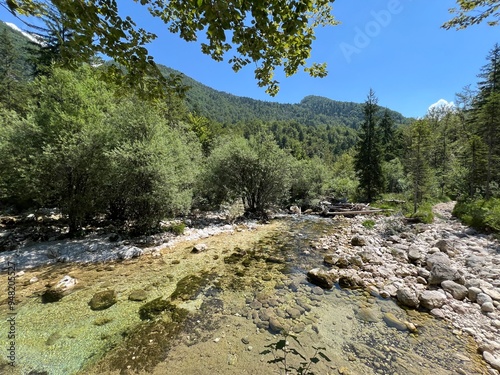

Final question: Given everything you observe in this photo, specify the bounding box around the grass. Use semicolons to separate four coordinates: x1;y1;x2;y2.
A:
361;219;376;229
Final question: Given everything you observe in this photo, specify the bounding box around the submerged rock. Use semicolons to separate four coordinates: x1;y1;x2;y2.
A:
128;289;148;302
89;290;117;311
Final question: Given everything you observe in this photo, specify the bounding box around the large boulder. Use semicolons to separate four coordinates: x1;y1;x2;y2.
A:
307;268;334;289
428;263;464;285
419;290;447;310
441;280;468;300
425;252;450;270
396;287;420;308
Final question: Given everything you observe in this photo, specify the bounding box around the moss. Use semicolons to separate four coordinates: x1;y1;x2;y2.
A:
139;298;176;320
169;272;211;301
93;317;113;326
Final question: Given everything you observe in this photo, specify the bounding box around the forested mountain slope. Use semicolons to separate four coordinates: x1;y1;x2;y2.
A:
157;65;410;129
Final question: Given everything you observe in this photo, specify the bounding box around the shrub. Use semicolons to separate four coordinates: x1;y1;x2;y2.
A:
204;133;293;215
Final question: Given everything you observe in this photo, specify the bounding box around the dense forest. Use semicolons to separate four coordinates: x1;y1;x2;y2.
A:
1;16;499;235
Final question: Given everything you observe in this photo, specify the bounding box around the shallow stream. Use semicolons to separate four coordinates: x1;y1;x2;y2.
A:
0;216;489;374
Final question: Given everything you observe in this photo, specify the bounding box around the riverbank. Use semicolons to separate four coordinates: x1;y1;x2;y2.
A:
313;202;500;374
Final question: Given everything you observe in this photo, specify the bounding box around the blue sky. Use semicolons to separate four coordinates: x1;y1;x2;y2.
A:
2;1;499;117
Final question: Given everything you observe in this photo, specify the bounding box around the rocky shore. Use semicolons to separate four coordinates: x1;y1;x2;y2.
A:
307;202;500;374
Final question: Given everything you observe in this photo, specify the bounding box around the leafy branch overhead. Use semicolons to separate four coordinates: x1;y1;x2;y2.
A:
2;0;338;96
443;0;500;29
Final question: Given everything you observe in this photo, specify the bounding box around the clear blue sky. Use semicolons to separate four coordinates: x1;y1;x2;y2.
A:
2;1;498;118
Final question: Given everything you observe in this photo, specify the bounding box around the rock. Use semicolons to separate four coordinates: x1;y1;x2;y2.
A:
408;246;424;264
290;205;301;215
241;336;250;345
441;280;468;300
311;286;324;296
338;275;363;289
269;317;284;333
128;289;148;302
430;308;446;319
41;275;78;303
109;233;121;242
351;236;367;247
357;307;379;323
118;246;143;260
419;290;447;310
418;268;431;279
434;239;453;254
429;263;464;285
482;287;500;301
286;307;301;319
477;293;493;306
323;254;337;267
56;275;78;290
89;290;117;311
335;256;350;269
425;252;451;270
483;351;500;371
396;287;420;308
468;287;482;302
307;268;334;289
481;302;495;313
383;312;407;331
191;243;207;253
41;289;65;303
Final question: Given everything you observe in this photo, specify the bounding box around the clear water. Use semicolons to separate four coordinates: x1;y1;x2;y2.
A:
0;216;489;374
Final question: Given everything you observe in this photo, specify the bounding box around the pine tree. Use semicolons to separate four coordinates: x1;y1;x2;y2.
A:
473;44;500;198
405;120;432;213
354;89;384;202
379;108;396;161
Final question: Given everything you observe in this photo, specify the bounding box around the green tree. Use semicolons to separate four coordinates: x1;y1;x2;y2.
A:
3;0;338;96
106;97;201;231
354;89;384;202
204;133;293;215
404;120;433;213
379;108;396;161
0;28;28;111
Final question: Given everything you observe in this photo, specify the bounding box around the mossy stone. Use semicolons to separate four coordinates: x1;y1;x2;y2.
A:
129;289;148;302
139;298;175;320
89;290;117;311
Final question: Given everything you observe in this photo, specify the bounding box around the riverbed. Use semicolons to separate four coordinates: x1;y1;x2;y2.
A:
0;215;490;374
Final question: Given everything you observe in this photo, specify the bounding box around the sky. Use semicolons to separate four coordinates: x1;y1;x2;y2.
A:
2;0;499;118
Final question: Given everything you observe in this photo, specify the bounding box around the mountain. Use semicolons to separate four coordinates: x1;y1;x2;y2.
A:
157;65;410;129
1;20;409;130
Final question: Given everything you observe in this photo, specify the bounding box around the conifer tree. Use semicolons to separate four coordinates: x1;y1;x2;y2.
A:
354;89;384;202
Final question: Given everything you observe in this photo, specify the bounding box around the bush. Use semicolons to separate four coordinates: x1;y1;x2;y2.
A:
453;199;500;232
203;133;293;215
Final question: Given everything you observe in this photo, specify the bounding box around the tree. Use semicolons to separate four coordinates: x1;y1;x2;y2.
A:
379;108;396;161
204;133;293;215
2;0;338;96
0;28;28;111
105;97;201;231
443;1;500;29
354;89;384;202
404;120;433;213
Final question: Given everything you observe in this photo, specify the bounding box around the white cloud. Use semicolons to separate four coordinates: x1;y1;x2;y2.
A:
428;99;455;112
5;22;43;45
